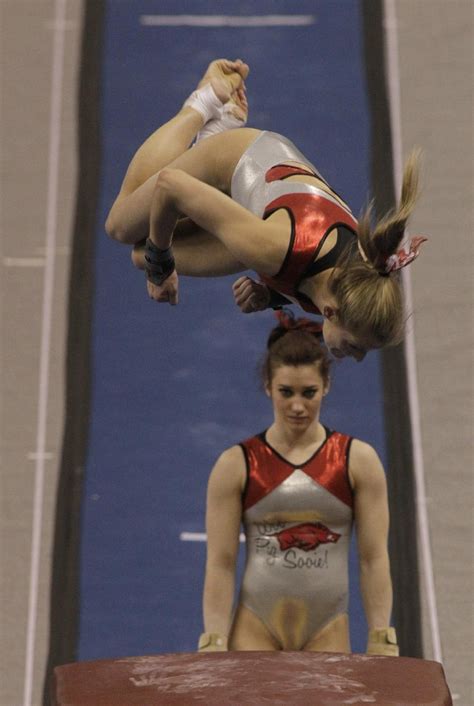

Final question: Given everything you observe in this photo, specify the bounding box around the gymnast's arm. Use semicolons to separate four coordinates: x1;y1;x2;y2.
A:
145;167;280;303
200;446;246;650
148;167;273;251
349;440;397;654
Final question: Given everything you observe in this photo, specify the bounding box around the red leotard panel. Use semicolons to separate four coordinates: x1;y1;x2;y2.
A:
259;166;358;314
241;430;353;512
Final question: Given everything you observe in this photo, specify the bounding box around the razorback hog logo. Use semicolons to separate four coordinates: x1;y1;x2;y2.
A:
270;522;341;552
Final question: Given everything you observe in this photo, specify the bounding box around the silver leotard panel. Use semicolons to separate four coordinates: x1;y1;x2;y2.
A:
230;131;350;218
239;434;353;649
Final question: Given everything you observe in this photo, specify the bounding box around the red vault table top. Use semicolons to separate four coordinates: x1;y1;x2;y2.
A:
52;651;452;706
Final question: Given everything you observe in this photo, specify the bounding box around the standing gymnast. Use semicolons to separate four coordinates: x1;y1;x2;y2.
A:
198;312;398;655
105;59;426;360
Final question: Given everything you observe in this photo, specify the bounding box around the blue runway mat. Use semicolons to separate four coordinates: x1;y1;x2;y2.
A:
78;0;386;659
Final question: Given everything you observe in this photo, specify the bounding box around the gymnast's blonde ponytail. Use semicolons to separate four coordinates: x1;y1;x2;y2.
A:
358;149;421;272
329;149;422;346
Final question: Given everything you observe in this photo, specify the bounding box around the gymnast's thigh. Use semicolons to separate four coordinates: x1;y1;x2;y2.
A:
165;128;262;193
173;218;245;276
303;613;351;653
229;604;281;651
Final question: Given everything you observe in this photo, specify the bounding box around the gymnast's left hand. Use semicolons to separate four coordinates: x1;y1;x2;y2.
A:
147;270;179;305
232;276;270;313
366;627;399;656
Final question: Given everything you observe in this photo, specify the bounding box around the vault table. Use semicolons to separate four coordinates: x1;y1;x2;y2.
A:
53;651;452;705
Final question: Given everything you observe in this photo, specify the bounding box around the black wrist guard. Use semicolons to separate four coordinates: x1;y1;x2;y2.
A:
267;288;291;310
144;238;175;286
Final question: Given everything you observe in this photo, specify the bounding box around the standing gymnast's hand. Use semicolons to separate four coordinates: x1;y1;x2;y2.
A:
147;269;179;305
232;276;270;313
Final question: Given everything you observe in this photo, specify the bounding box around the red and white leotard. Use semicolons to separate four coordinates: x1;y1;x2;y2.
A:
238;428;354;649
231;131;358;314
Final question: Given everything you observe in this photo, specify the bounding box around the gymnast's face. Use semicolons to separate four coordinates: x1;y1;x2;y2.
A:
322;315;368;362
266;364;329;432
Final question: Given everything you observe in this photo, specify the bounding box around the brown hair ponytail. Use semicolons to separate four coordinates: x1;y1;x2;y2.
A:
329;149;422;346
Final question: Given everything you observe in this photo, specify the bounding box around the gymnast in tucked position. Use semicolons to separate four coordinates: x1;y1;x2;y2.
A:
105;59;426;360
198;312;398;655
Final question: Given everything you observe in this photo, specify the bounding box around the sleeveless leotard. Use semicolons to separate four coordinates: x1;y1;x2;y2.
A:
238;428;354;649
231;131;358;314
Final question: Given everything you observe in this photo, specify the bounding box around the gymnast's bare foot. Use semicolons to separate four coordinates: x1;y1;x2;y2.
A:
191;60;249;142
184;59;249;125
197;58;249;101
225;84;248;122
194;85;248;143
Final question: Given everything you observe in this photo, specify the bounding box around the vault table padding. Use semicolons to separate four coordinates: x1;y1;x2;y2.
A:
52;651;452;706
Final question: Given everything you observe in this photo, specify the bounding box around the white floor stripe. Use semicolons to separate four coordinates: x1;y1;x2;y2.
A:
383;0;442;663
180;531;245;543
140;15;316;27
35;245;71;256
23;2;68;704
27;452;54;461
3;257;46;267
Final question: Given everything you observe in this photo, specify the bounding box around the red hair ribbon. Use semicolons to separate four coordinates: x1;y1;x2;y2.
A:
383;235;428;274
276;309;323;336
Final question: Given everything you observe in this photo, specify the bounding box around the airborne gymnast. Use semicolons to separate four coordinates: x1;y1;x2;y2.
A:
106;59;426;361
